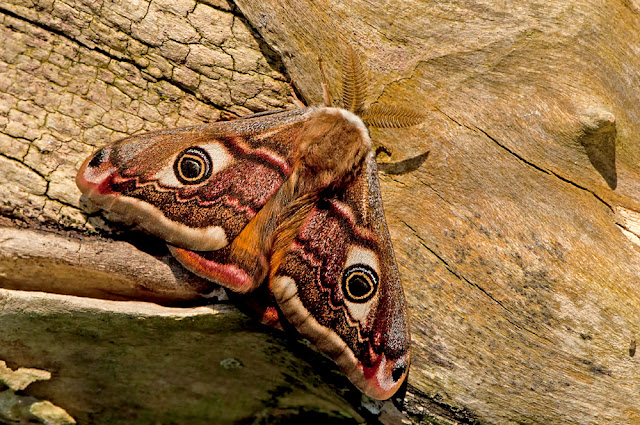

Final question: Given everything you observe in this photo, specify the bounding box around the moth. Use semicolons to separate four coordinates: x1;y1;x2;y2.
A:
76;47;421;400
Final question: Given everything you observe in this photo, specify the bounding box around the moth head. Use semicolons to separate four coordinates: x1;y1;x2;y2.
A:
296;108;371;189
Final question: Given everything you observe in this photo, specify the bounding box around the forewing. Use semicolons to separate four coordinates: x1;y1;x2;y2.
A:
269;153;411;400
77;109;307;252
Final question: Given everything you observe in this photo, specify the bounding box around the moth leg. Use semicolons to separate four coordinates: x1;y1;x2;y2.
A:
289;79;306;109
228;285;286;330
375;143;393;158
317;57;333;107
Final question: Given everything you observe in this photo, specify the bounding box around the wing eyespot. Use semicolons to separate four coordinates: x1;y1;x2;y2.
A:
392;364;406;382
88;147;107;168
174;147;212;185
342;264;378;303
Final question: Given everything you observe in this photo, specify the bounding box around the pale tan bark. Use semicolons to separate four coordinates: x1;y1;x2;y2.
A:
1;1;639;424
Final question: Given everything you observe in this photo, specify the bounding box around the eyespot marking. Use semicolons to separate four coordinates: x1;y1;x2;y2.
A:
88;148;107;168
392;364;406;382
174;147;212;185
342;264;378;303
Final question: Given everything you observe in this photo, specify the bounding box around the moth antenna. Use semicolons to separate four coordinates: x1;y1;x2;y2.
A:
341;44;367;115
289;79;306;109
318;57;333;107
361;104;426;128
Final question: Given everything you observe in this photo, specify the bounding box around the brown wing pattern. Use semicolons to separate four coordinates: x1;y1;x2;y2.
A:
77;109;308;252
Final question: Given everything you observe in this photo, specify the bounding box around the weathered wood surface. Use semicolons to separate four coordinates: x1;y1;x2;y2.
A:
0;289;373;425
1;0;639;424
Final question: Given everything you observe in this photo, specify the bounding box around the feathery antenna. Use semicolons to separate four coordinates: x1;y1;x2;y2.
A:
362;104;426;129
341;44;367;115
315;44;426;129
340;45;424;128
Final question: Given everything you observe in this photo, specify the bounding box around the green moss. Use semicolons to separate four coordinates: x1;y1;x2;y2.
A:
0;307;364;424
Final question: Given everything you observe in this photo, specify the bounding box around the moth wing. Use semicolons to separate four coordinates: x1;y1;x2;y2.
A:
77;109;307;252
269;153;411;400
167;211;273;294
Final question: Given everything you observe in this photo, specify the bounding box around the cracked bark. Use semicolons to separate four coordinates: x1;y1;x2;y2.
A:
1;1;640;425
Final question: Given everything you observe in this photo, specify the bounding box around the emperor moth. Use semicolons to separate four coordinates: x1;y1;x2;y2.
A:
76;47;420;400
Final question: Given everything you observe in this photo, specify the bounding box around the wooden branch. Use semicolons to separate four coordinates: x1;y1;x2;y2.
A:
0;226;220;303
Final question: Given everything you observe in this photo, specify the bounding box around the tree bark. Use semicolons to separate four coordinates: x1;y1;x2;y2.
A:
1;1;639;424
